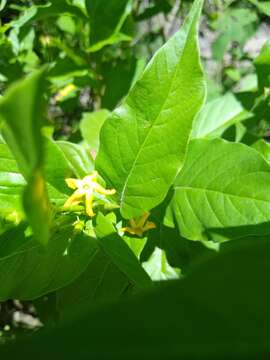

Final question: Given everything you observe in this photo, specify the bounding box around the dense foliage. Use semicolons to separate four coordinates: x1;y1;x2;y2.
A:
1;0;270;358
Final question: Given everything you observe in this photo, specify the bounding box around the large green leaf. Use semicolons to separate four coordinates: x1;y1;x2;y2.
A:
0;69;50;244
0;223;97;300
96;0;205;219
166;138;270;240
192;92;251;139
57;141;94;178
3;237;270;359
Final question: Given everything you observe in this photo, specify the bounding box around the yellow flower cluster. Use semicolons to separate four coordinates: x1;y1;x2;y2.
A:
121;212;156;237
64;170;156;236
64;171;115;217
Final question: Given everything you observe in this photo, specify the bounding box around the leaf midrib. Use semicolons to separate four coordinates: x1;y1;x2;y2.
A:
120;17;198;210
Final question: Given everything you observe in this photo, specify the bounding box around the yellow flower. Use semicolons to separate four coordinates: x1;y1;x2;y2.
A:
121;212;156;237
55;84;77;102
64;171;116;217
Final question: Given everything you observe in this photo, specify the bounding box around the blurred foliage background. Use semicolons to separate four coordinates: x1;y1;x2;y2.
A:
1;0;270;140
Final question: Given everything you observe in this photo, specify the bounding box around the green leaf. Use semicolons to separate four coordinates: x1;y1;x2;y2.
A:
3;238;270;358
0;0;7;11
48;58;92;85
0;223;97;300
249;0;270;17
253;139;270;163
56;14;76;34
95;213;152;289
142;247;180;281
166;138;270;240
57;247;130;322
212;8;258;61
80;110;110;153
87;32;132;53
254;40;270;91
0;136;71;213
101;57;140;110
57;141;94;178
0;137;25;216
192;93;251;139
123;235;147;259
0;69;50;245
44;138;72;198
10;1;85;29
0;70;46;178
145;204;215;273
96;0;205;219
86;0;132;51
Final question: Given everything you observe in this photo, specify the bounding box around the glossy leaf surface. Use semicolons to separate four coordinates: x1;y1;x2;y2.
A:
97;0;205;218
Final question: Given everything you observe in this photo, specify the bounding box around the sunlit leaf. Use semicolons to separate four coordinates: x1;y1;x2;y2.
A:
166;139;270;240
97;0;205;218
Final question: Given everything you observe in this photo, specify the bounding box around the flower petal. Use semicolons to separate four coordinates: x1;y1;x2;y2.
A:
85;190;95;217
64;189;84;208
65;178;79;189
143;221;156;232
138;212;150;228
94;183;116;196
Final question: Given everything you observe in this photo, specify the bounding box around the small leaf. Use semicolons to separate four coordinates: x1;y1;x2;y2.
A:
254;39;270;91
192;93;251;139
142;247;180;281
95;213;152;289
80;110;110;153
